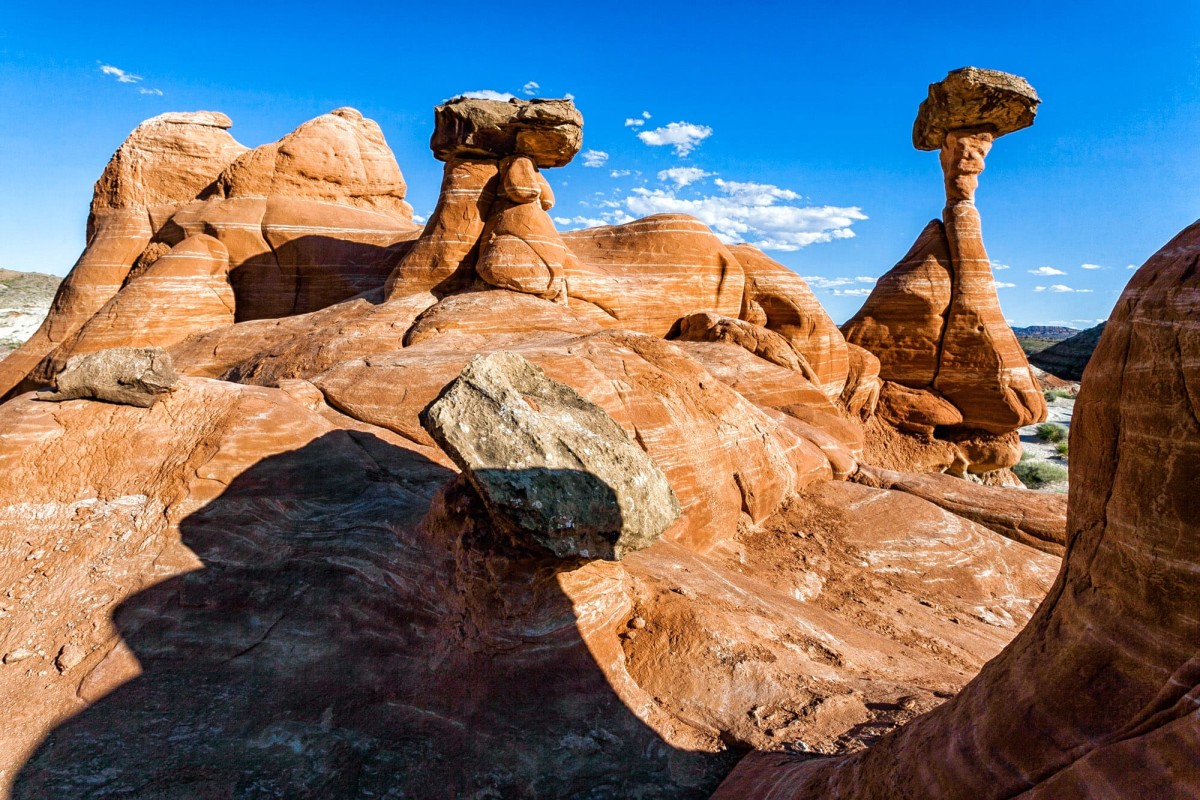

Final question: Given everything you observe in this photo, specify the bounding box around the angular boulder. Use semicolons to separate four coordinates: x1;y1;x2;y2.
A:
913;67;1040;150
430;97;583;167
419;351;680;560
35;347;178;408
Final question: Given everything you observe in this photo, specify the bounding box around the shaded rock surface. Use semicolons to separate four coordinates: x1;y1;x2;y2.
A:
419;351;680;559
713;220;1200;799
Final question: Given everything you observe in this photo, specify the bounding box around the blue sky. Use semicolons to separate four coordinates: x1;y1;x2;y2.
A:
2;1;1197;327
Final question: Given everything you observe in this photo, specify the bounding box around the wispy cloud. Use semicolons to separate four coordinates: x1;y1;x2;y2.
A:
581;150;609;168
993;281;1016;288
459;89;516;101
554;214;610;228
832;288;873;297
138;87;163;96
657;167;713;188
610;169;631;178
990;261;1010;270
624;111;652;127
1029;266;1067;276
637;121;712;156
1034;284;1093;293
100;64;141;84
803;276;877;290
1127;263;1138;270
1080;263;1105;270
522;81;540;96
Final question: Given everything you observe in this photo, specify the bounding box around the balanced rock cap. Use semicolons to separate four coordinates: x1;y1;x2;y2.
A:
913;67;1040;151
430;97;583;168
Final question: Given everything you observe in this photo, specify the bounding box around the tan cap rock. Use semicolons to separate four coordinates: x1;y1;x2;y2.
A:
430;97;583;167
913;67;1040;150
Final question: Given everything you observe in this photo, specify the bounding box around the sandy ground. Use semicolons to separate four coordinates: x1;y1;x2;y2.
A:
1017;395;1073;493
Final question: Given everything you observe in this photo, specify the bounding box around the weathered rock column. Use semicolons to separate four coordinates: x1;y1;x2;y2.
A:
915;67;1047;433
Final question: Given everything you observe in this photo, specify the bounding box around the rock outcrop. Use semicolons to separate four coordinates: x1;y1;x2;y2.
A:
420;351;680;559
714;220;1200;800
843;68;1046;475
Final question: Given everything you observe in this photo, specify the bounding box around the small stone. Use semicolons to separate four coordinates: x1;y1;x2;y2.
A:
3;648;36;664
55;644;86;674
629;616;647;629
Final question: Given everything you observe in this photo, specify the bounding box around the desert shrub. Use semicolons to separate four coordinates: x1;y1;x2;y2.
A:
1020;449;1034;462
1055;442;1069;457
1043;388;1073;402
1014;461;1068;488
1035;423;1068;443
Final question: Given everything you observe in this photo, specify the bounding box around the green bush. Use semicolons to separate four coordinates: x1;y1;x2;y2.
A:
1035;423;1068;443
1043;388;1073;402
1055;442;1069;457
1020;449;1034;462
1014;461;1068;488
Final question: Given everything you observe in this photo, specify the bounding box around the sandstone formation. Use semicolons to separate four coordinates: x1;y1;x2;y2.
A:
714;218;1200;800
35;346;178;407
420;351;680;559
843;67;1046;475
0;80;1098;798
0;107;420;400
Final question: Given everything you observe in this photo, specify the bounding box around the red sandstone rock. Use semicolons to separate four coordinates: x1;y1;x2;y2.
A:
713;219;1200;799
0;112;246;398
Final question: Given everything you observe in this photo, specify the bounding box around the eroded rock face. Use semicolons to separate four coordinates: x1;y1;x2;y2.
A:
420;352;680;560
714;220;1200;799
35;346;178;407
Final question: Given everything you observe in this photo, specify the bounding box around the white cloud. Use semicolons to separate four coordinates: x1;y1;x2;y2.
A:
564;92;575;101
657;167;713;188
624;118;645;127
1036;284;1093;293
637;121;713;156
610;169;631;178
100;64;142;84
554;215;610;228
459;89;516;101
832;288;872;297
1080;263;1104;270
412;213;428;225
138;87;163;96
990;261;1010;270
1127;263;1138;270
802;276;877;290
581;150;609;168
1029;266;1067;276
993;281;1016;288
622;180;864;250
522;81;540;96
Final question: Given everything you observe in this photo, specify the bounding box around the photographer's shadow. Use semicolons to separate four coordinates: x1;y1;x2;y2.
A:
14;430;732;798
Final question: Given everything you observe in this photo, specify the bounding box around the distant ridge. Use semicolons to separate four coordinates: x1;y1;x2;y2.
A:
1028;322;1105;381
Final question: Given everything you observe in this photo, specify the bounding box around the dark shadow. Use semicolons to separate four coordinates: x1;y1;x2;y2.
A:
13;431;736;798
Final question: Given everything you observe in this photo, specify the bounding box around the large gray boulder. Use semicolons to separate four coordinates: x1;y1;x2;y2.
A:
35;347;177;408
420;351;679;560
913;67;1040;150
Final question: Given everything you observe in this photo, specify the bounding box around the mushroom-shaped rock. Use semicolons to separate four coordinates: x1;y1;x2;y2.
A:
35;347;177;408
430;97;583;167
913;67;1040;151
419;351;680;560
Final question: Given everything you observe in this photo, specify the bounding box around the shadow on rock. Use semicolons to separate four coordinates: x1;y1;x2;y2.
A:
13;431;734;798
